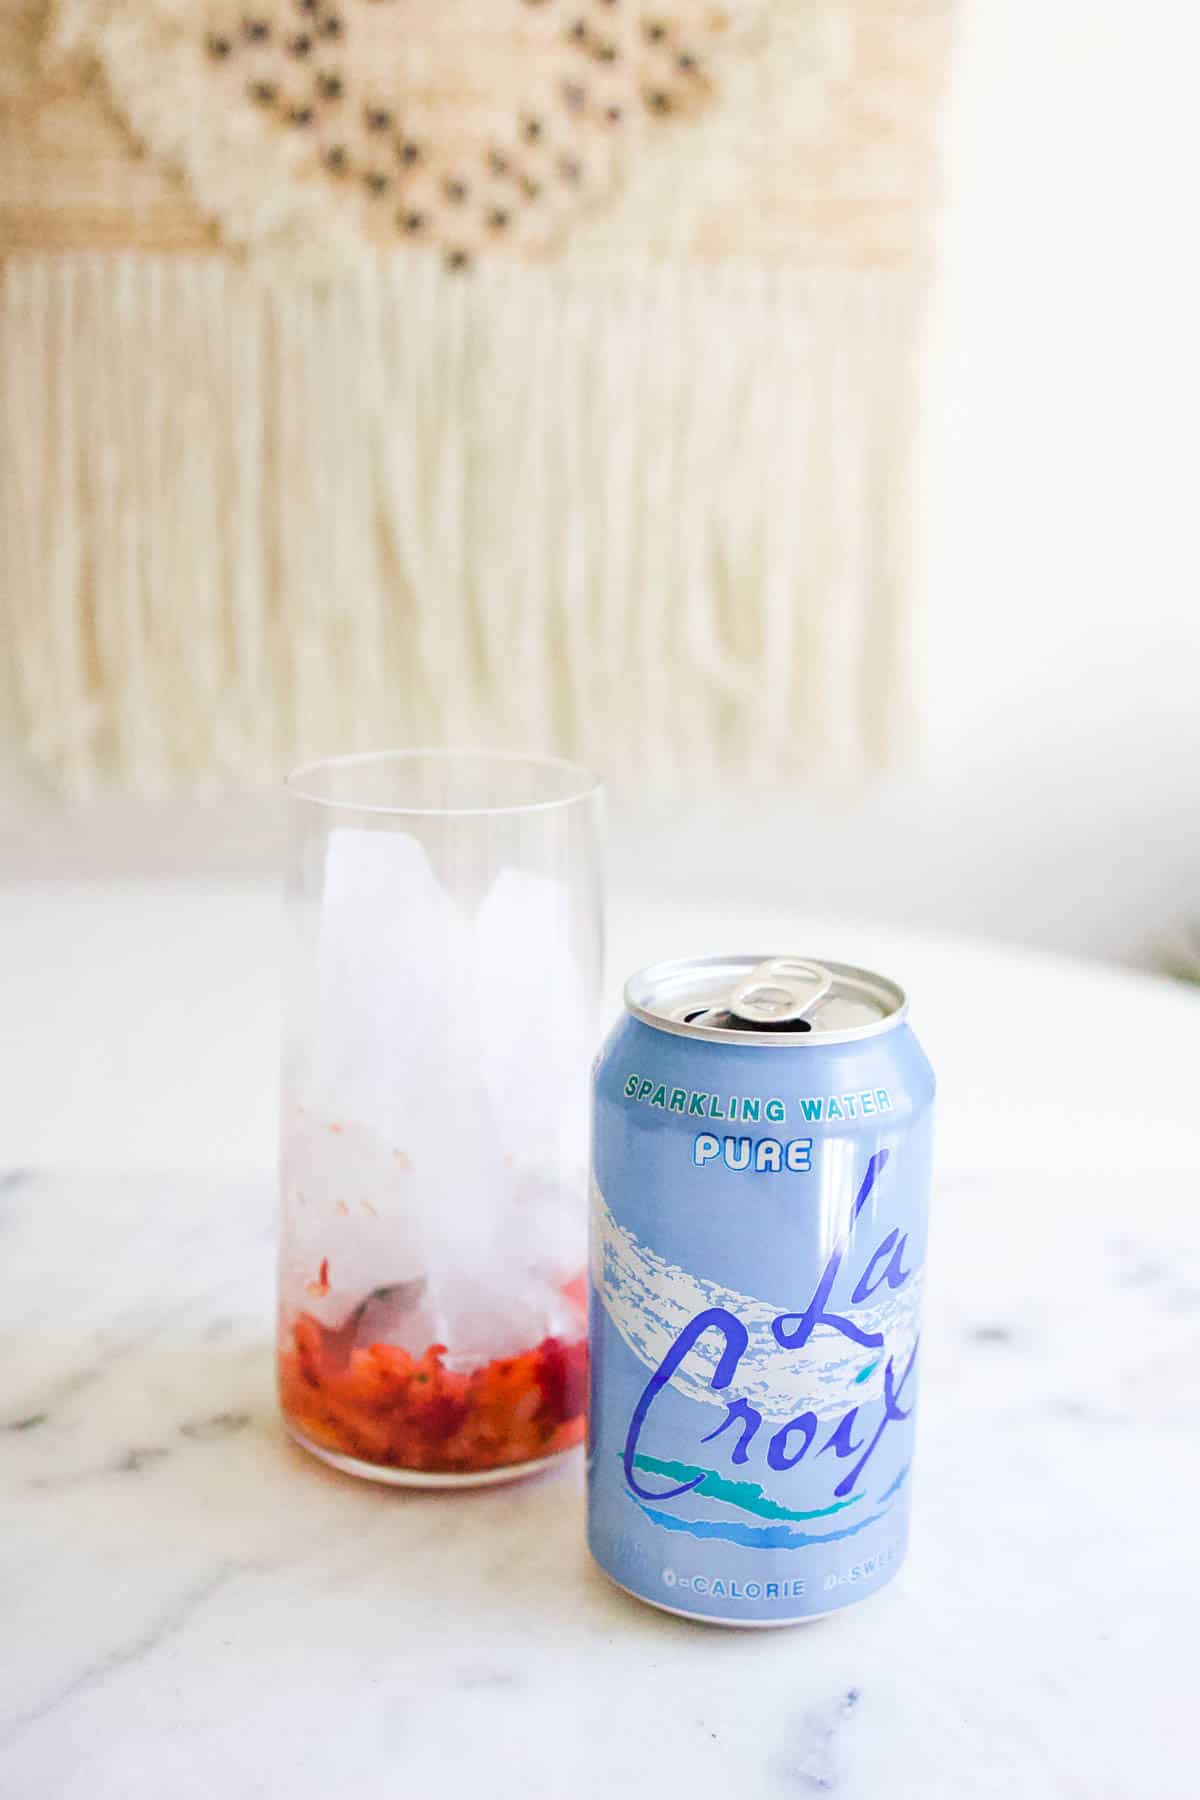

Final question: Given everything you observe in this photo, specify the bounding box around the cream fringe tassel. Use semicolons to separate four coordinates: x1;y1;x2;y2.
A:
0;253;921;796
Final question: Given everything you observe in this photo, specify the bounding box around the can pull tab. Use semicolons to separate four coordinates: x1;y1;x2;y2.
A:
727;958;833;1026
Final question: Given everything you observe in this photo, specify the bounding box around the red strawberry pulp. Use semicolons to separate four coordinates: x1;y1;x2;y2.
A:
279;1276;588;1476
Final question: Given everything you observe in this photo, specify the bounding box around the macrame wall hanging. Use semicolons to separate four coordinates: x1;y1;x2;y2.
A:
0;0;953;795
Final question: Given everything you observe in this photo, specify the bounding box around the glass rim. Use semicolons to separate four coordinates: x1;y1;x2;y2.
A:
284;747;603;819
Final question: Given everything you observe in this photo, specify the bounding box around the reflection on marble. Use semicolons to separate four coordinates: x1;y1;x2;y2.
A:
1;1169;1196;1799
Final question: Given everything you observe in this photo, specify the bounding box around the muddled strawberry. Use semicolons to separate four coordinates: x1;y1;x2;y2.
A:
279;1271;588;1475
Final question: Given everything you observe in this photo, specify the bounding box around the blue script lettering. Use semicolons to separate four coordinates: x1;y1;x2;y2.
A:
622;1149;919;1506
700;1395;761;1465
850;1226;911;1305
623;1307;748;1500
827;1339;919;1496
767;1411;819;1472
771;1151;890;1352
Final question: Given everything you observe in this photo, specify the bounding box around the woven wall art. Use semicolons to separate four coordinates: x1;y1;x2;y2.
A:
0;0;953;794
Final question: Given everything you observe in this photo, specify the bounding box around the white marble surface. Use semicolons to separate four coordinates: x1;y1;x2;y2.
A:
2;1160;1197;1794
2;894;1199;1797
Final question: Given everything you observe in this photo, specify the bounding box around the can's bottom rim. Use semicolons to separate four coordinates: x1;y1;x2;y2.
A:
595;1564;852;1630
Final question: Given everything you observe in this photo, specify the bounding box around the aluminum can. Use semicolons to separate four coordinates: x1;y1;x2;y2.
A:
587;955;935;1626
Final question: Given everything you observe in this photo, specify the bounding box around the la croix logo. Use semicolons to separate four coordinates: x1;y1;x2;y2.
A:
623;1151;918;1504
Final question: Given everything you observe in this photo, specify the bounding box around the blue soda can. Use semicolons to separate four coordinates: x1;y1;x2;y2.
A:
588;955;935;1626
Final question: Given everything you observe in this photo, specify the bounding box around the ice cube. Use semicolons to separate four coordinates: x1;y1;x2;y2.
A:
475;867;593;1168
279;1113;427;1323
289;833;588;1365
309;828;476;1139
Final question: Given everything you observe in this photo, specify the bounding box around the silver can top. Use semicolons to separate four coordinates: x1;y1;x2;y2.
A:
624;954;907;1046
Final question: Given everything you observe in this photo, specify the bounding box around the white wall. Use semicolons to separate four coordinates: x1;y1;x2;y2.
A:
4;2;1198;965
614;1;1200;963
919;1;1200;959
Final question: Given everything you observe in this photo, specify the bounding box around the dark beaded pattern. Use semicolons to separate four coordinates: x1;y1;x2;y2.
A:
196;0;724;262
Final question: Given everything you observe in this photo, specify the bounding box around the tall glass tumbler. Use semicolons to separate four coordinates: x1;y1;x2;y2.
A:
278;751;603;1486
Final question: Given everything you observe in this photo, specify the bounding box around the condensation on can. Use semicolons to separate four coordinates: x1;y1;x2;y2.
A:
587;955;935;1627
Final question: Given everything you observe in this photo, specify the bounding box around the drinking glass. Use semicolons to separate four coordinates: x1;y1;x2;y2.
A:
277;750;603;1486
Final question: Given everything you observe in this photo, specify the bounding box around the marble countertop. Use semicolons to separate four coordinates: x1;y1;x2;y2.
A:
2;890;1198;1798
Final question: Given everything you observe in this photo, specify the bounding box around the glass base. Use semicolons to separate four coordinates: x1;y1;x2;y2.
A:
284;1419;575;1489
